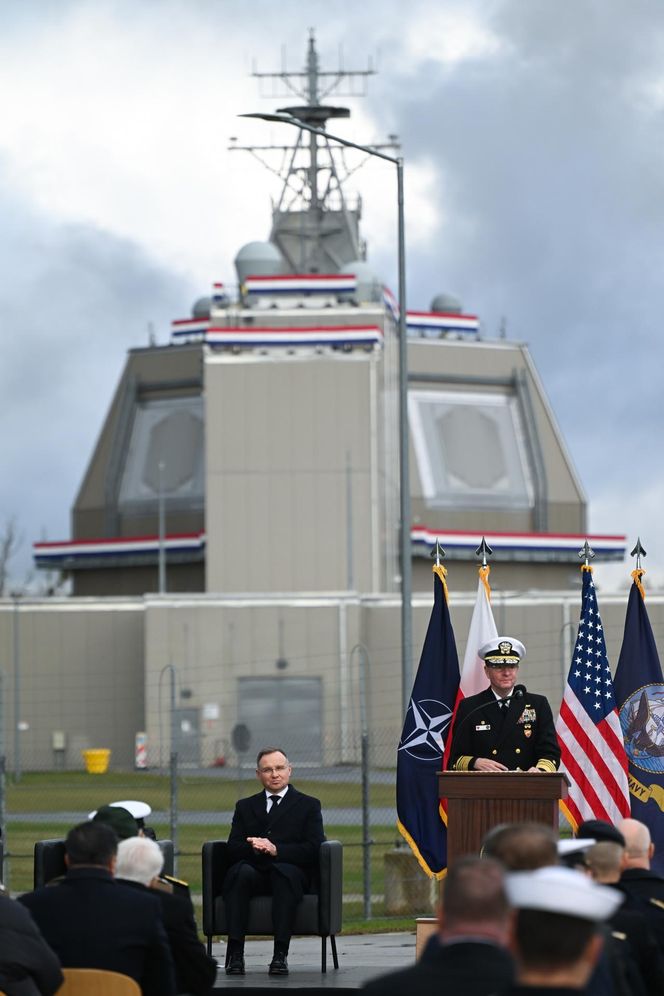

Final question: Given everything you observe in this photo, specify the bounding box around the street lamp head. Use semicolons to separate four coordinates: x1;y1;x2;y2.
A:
239;112;297;124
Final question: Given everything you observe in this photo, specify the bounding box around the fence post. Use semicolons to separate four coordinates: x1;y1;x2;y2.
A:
355;643;372;919
170;750;179;876
361;727;371;919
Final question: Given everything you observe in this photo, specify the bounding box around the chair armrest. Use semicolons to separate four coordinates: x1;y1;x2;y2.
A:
202;840;230;936
157;839;174;878
34;839;66;889
317;840;343;936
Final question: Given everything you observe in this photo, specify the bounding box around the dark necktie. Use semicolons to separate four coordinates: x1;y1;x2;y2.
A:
498;698;510;722
268;794;281;812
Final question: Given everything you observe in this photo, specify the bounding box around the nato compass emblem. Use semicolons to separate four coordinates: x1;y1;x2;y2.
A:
398;698;454;761
620;684;664;774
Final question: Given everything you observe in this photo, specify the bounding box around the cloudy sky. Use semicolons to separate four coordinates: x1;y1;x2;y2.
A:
1;0;663;592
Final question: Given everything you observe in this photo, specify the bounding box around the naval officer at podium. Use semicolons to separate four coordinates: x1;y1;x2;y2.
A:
448;638;560;773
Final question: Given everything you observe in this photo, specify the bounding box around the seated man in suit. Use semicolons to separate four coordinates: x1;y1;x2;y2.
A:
19;821;175;996
116;835;218;996
223;746;325;977
448;637;560;773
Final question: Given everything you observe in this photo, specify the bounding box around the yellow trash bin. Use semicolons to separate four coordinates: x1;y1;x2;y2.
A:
82;749;111;774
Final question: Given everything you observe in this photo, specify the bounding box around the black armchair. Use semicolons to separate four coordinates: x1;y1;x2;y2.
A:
33;838;175;888
201;839;342;972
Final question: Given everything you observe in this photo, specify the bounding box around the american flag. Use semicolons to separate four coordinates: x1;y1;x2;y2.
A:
556;566;630;829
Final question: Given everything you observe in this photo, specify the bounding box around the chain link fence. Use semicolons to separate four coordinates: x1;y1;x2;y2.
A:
0;728;437;925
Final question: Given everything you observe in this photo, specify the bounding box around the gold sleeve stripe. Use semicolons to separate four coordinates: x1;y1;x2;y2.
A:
536;759;557;772
453;756;473;771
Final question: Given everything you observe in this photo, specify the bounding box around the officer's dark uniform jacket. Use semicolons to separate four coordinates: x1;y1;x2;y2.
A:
448;687;561;772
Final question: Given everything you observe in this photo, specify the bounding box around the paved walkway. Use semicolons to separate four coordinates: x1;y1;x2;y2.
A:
210;932;416;990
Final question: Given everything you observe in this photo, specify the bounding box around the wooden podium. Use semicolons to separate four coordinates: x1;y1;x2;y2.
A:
438;771;569;865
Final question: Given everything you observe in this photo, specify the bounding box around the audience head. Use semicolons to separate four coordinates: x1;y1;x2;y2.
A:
91;804;139;841
558;837;595;870
481;822;558;871
440;856;511;943
585;841;624;884
577;819;625;847
617;818;653;868
506;865;622;989
116;836;164;886
90;799;153;837
65;821;118;869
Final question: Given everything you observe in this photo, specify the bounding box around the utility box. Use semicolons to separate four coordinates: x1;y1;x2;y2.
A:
52;731;66;770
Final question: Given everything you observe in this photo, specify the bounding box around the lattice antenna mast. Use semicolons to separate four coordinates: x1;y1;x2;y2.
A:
230;31;398;272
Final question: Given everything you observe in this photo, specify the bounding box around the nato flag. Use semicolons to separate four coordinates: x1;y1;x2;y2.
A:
396;565;460;878
613;577;664;874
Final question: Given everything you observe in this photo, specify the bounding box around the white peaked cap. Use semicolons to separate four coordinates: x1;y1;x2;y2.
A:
506;866;623;921
480;637;526;661
88;799;152;820
557;838;596;857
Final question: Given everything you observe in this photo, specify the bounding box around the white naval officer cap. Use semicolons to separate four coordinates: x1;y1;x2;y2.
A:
557;837;596;858
480;637;526;666
88;799;152;820
506;865;623;921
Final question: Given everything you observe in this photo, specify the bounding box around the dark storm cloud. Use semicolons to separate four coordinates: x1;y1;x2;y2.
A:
0;166;195;585
368;3;664;553
2;0;663;588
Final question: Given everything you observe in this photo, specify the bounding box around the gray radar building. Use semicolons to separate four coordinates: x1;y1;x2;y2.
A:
7;33;633;772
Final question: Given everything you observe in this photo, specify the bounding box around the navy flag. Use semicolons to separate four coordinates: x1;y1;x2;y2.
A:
614;570;664;874
397;564;460;879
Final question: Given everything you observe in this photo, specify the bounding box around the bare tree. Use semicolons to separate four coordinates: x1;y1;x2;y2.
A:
0;516;20;597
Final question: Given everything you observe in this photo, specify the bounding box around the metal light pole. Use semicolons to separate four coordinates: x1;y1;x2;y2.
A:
159;663;178;872
158;460;166;594
240;111;413;711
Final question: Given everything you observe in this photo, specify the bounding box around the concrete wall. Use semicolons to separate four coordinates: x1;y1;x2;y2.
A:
143;596;364;767
0;598;144;770
205;350;398;594
3;584;664;772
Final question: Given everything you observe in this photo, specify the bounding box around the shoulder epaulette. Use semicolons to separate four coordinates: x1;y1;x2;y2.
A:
163;874;189;887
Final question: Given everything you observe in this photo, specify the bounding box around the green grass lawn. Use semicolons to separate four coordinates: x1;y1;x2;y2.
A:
4;770;396;812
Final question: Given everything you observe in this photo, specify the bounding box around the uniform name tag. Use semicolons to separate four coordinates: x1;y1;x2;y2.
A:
476;723;491;731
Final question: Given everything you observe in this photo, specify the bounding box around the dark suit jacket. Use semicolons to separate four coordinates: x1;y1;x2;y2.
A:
0;895;63;996
18;867;175;996
118;879;217;995
223;785;325;900
605;905;662;996
618;868;664;951
448;688;560;771
362;939;514;995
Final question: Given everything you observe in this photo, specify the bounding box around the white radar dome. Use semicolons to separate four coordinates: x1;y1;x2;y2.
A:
235;241;286;285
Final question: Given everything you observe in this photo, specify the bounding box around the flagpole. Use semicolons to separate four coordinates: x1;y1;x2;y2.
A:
631;537;646;572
